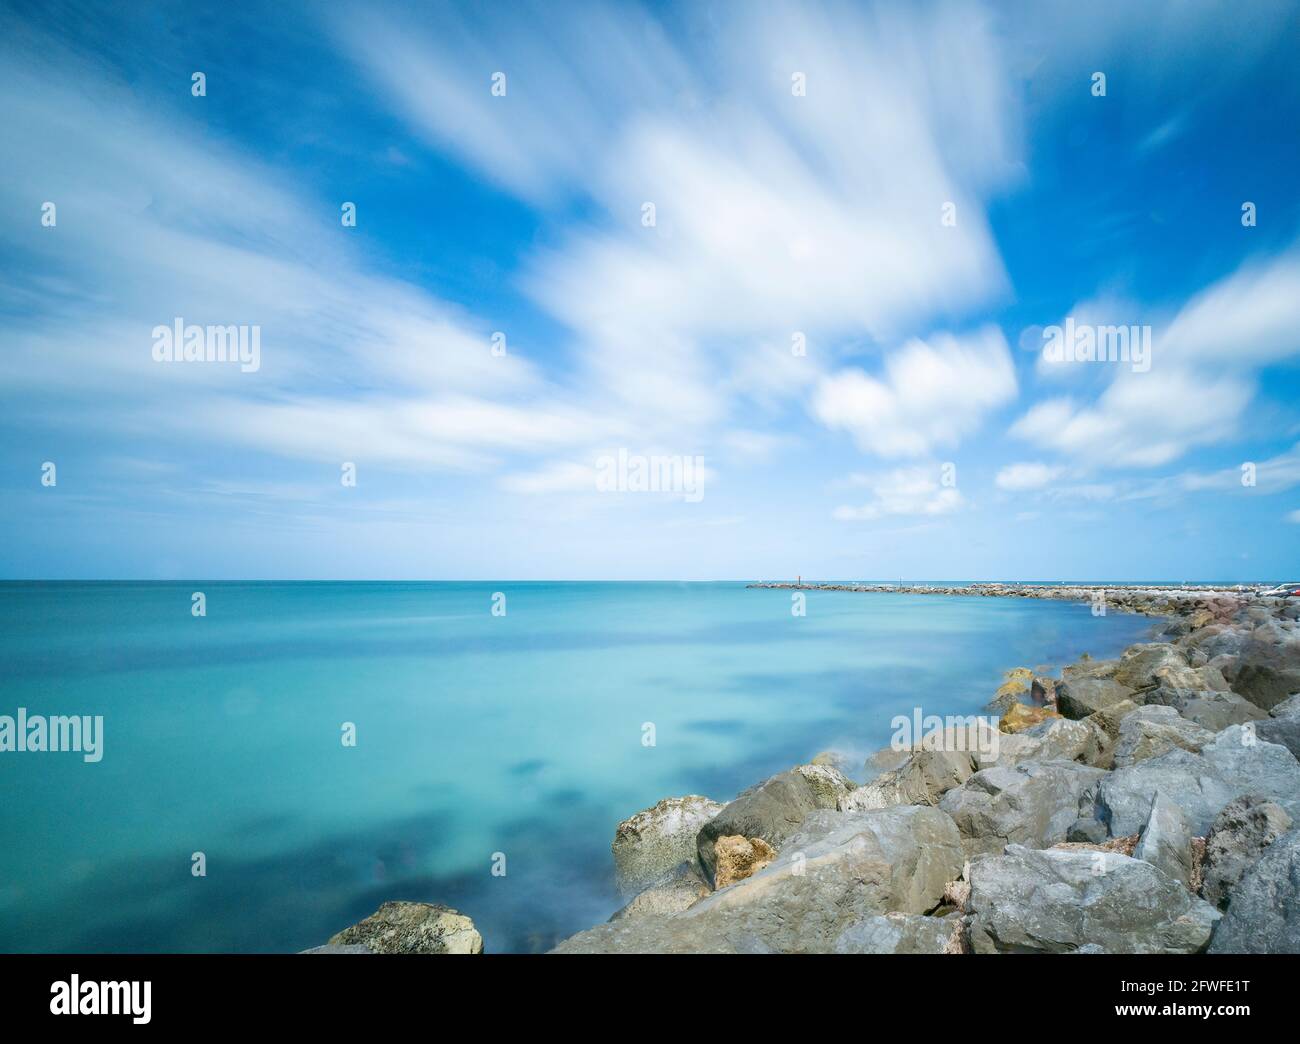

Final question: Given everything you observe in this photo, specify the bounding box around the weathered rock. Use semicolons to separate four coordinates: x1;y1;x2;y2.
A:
1150;661;1231;696
1229;663;1300;711
1013;716;1098;764
327;901;483;954
1031;676;1057;707
1000;703;1059;733
810;750;851;772
612;795;722;896
553;806;964;953
1271;693;1300;719
713;835;776;888
1154;689;1268;732
1200;796;1293;909
1061;654;1118;681
938;759;1108;857
1089;725;1300;836
1256;716;1300;761
833;913;963;954
840;748;976;811
1133;790;1194;887
1066;816;1109;844
1056;676;1137;719
1112;705;1215;768
610;862;711;921
864;746;911;773
966;845;1220;954
1112;644;1188;691
696;769;839;879
987;667;1033;712
1086;699;1141;738
794;763;856;807
1208;828;1300;952
299;944;373;954
1077;699;1140;768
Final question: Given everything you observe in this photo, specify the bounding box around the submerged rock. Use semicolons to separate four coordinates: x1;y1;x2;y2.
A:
554;806;963;953
988;667;1033;713
966;845;1220;954
327;901;483;954
612;795;723;897
1200;796;1292;909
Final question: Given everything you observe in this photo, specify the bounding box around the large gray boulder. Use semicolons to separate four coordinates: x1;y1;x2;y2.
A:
1149;661;1230;697
833;912;962;954
554;806;964;953
1090;725;1300;836
966;845;1220;954
326;901;483;954
696;767;849;879
1111;643;1188;691
1229;662;1300;711
1201;796;1293;909
612;795;722;896
1271;693;1300;719
1112;705;1215;768
1008;717;1098;765
1156;690;1268;732
1208;828;1300;952
839;748;976;811
1133;790;1194;887
938;760;1108;857
1220;635;1300;710
1256;716;1300;761
1056;677;1138;719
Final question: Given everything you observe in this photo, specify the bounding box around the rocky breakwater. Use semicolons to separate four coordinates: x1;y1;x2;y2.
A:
553;586;1300;953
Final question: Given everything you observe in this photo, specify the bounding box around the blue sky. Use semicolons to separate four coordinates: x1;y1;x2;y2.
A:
1;0;1299;581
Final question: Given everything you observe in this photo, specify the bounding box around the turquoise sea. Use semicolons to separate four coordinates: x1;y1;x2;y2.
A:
0;581;1156;953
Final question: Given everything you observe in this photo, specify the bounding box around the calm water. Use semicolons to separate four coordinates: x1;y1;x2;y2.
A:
0;581;1155;953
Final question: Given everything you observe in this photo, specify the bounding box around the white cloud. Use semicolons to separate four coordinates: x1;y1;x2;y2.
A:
340;2;1023;446
1287;509;1300;524
1012;368;1253;468
832;467;965;521
995;462;1064;491
1013;249;1300;470
498;461;599;496
1161;252;1300;367
813;327;1017;458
